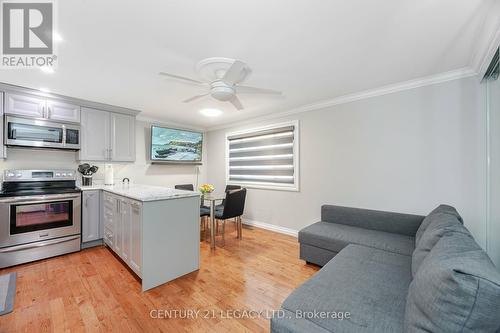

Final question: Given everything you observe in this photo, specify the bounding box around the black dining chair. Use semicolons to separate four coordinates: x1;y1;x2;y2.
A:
214;188;246;246
216;185;242;212
175;184;194;191
175;184;209;237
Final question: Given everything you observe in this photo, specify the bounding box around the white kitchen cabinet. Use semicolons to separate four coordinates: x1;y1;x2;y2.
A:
102;192;142;277
5;92;80;123
46;100;80;123
5;93;45;118
79;108;135;162
119;197;130;262
82;190;101;243
128;200;142;276
111;112;136;162
103;192;117;248
80;107;110;161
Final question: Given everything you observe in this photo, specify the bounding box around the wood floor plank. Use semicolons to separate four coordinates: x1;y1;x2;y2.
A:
0;225;318;333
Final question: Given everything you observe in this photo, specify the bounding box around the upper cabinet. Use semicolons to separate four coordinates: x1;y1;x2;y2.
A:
111;112;136;162
79;107;136;162
5;92;80;123
46;100;80;123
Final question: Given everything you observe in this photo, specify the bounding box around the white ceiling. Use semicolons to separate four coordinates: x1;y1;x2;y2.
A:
0;0;498;129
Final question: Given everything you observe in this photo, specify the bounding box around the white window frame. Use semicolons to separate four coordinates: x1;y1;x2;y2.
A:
225;120;299;191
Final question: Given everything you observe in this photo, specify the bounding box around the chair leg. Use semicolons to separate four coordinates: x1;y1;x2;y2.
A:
238;216;242;239
221;220;225;247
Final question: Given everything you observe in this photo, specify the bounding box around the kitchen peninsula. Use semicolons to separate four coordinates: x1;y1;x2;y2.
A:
80;184;200;291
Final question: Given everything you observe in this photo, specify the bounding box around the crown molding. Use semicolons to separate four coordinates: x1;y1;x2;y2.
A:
472;21;500;80
206;67;477;132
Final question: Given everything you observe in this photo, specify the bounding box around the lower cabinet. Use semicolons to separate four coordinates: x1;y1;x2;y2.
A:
82;190;101;243
102;192;142;277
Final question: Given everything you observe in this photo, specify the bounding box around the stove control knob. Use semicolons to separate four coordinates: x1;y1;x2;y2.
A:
6;172;14;178
16;173;22;178
67;173;73;177
62;173;67;177
55;173;61;177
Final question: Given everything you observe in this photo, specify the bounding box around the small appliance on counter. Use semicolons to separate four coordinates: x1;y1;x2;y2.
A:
104;164;114;185
77;163;98;186
0;169;82;268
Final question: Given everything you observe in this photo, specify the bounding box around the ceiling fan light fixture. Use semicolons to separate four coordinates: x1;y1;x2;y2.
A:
200;108;223;117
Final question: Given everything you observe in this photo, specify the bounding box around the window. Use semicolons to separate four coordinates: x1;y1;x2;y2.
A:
226;121;299;191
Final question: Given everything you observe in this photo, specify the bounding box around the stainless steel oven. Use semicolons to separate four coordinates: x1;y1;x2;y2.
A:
0;193;81;248
0;170;81;268
4;116;80;150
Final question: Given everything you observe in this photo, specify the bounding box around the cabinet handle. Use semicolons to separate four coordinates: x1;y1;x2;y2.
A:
85;198;88;207
109;148;113;160
47;106;51;118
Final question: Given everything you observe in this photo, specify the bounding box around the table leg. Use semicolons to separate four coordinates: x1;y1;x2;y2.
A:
210;200;216;250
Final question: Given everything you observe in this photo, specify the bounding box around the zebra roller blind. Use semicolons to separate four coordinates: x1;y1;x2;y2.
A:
226;122;298;190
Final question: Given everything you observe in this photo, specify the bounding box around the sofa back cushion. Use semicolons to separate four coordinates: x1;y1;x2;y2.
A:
412;212;470;277
415;205;463;246
405;232;500;332
320;205;424;237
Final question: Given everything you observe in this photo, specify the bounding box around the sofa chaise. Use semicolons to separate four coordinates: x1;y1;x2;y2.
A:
271;205;500;333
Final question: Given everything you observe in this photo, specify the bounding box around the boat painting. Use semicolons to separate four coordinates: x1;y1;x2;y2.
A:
151;126;203;162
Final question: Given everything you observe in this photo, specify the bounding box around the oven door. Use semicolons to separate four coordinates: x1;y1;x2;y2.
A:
0;193;81;248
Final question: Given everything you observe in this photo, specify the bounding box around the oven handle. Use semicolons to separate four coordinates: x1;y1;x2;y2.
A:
0;193;81;204
0;235;80;253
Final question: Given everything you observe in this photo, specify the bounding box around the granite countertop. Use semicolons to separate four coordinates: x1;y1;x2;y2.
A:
78;183;200;202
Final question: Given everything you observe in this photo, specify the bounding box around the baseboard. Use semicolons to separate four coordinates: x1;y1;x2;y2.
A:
242;218;298;237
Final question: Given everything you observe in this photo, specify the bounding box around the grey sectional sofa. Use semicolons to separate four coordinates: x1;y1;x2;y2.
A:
271;205;500;333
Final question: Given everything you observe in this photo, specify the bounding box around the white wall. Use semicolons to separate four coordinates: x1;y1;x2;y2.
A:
0;119;207;190
207;76;488;248
487;77;500;267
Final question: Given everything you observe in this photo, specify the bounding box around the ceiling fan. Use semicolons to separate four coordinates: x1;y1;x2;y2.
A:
159;57;282;110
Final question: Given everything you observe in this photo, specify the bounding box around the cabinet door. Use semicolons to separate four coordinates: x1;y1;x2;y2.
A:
79;108;110;161
112;197;122;255
5;93;45;118
110;113;135;162
103;192;116;247
82;190;101;242
120;199;131;262
46;100;80;123
129;200;142;276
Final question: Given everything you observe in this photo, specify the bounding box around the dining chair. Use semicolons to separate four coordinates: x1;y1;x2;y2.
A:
175;184;208;237
174;184;194;191
214;188;247;246
216;185;242;211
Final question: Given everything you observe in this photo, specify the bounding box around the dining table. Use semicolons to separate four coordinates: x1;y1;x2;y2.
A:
201;192;225;250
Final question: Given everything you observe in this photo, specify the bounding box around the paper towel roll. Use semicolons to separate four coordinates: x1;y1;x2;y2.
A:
104;164;114;185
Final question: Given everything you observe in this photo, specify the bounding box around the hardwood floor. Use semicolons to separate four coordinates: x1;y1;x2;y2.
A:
0;223;319;333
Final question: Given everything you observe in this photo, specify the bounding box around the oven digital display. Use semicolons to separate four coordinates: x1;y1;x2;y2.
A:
32;171;53;178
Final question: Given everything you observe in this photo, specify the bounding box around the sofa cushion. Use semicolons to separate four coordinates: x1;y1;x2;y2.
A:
299;222;415;256
411;213;471;277
404;232;500;333
321;205;424;236
281;244;412;333
415;204;463;246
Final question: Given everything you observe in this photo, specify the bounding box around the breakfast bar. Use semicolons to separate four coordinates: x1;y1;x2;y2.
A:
80;184;200;291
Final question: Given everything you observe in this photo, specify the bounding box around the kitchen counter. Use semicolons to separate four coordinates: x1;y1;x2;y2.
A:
78;183;199;202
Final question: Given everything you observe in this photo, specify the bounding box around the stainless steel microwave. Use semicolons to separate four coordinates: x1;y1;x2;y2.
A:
4;116;80;150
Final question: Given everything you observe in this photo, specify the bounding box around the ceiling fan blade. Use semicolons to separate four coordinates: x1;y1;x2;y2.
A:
229;96;244;110
222;60;246;85
183;94;209;103
236;85;282;95
159;72;204;85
